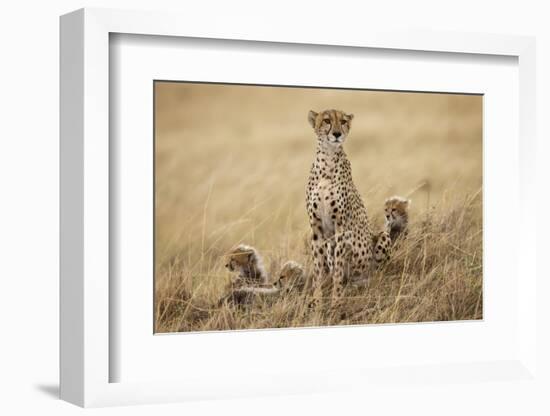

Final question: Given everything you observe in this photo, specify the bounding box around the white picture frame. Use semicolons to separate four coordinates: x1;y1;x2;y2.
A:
60;8;537;408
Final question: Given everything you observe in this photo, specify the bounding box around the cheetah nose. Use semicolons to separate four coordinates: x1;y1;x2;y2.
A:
333;132;342;139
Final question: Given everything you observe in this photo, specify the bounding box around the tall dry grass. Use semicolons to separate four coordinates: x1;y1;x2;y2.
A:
154;82;482;333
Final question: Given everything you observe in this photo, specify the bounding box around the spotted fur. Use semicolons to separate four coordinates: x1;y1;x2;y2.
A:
372;230;392;265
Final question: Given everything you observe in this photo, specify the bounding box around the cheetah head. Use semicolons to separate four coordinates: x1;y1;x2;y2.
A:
308;109;354;147
224;244;255;273
223;244;268;284
274;261;304;290
384;196;411;230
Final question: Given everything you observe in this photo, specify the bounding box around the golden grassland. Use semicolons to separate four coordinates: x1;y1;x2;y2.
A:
154;82;483;333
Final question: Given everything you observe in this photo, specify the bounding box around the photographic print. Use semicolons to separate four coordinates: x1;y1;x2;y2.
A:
154;82;482;333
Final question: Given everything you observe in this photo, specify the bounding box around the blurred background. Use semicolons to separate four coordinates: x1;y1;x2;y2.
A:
155;82;482;288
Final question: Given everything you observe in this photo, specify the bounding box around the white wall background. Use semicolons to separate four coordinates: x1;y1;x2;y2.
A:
0;1;548;414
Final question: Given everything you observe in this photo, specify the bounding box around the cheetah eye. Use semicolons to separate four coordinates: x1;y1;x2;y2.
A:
323;119;331;124
341;119;347;125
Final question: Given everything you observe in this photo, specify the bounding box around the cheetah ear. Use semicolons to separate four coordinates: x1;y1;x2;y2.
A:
308;110;318;128
346;113;354;121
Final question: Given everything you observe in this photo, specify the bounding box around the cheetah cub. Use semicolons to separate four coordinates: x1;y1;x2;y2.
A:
223;244;268;286
372;196;411;265
273;261;306;294
384;196;411;242
221;245;306;306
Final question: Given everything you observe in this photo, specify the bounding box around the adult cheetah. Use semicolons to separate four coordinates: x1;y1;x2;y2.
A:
306;109;390;305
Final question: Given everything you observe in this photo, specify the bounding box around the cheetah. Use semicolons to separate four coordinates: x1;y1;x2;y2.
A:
223;244;268;286
273;260;306;294
224;260;306;306
371;196;411;265
306;109;377;304
384;196;411;242
221;246;305;306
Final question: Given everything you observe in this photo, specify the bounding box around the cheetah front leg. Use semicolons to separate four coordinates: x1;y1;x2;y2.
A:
373;230;392;265
331;234;352;305
309;229;329;309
